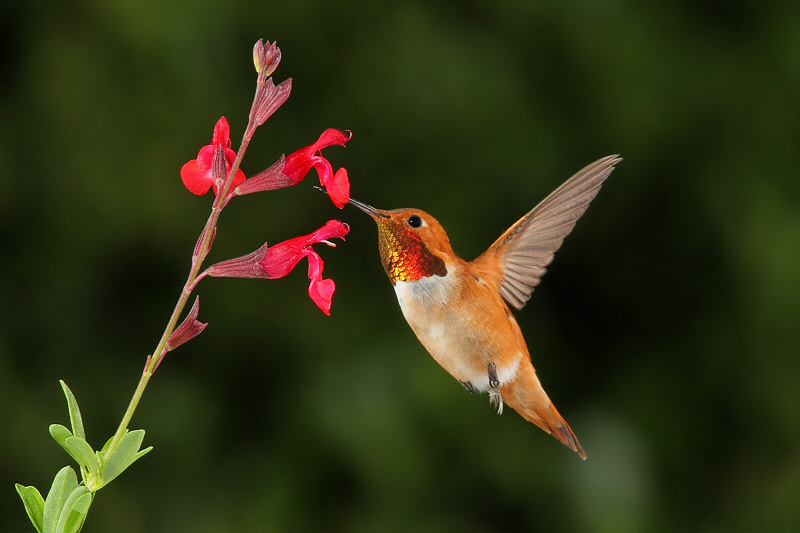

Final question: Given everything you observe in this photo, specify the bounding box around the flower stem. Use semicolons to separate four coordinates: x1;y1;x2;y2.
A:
104;370;152;456
103;96;261;461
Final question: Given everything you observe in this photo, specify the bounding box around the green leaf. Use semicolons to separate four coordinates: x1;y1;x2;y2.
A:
15;483;45;533
55;486;90;533
64;437;100;479
99;434;115;454
43;466;78;533
100;429;147;487
50;424;73;447
50;425;99;485
59;381;85;441
135;446;154;461
60;493;92;533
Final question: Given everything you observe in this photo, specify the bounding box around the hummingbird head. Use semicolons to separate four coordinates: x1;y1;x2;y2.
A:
349;199;452;284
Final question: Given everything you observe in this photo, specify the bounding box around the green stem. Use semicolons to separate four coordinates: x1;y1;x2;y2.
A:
103;110;259;461
104;246;208;460
104;370;152;457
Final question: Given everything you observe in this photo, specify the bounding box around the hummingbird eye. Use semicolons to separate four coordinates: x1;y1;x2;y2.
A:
407;215;423;228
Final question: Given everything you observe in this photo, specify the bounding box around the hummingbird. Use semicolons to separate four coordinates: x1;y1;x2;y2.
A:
349;155;620;459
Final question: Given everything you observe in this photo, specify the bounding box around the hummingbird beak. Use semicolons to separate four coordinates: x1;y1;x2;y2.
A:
348;198;390;219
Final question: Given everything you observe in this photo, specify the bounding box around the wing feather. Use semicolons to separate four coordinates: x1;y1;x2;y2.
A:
477;155;621;310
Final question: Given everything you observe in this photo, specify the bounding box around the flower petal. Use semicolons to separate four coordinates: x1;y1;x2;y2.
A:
313;128;352;149
180;160;213;195
324;168;350;208
309;219;351;242
283;129;352;183
306;251;335;315
258;242;307;279
196;145;216;169
231;169;247;189
212;117;232;148
282;151;315;185
310;157;334;189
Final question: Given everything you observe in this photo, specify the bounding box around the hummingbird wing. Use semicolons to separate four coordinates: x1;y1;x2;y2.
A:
476;155;621;310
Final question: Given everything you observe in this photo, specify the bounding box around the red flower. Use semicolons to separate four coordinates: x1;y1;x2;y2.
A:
180;117;246;196
232;129;352;208
283;129;352;208
204;220;350;315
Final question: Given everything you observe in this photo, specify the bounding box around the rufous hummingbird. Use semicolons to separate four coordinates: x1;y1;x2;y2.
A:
349;155;621;459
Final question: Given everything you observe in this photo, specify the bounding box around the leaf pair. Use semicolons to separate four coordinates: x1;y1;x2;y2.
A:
16;466;92;533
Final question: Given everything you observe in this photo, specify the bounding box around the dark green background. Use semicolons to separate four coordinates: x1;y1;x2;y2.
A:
3;1;799;531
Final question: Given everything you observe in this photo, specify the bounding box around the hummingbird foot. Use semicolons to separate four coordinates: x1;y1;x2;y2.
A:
459;380;479;395
488;362;501;390
487;362;504;413
489;390;504;415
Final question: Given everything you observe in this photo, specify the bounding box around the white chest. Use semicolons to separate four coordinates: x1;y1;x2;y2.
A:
394;274;454;311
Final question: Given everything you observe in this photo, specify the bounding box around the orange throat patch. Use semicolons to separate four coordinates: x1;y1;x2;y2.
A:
377;223;447;284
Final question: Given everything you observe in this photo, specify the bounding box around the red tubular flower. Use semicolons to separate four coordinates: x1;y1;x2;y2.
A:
232;129;352;207
282;129;352;207
180;117;246;196
204;220;350;315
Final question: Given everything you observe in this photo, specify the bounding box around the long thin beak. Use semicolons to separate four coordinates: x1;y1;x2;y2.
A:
348;198;390;219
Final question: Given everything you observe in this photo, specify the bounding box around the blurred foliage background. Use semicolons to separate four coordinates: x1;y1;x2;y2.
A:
2;0;799;531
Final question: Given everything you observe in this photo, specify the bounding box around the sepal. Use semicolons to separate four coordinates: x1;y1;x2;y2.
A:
233;155;294;196
164;296;208;355
206;243;271;279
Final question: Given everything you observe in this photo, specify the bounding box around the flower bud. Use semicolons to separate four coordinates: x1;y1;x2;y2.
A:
253;39;282;76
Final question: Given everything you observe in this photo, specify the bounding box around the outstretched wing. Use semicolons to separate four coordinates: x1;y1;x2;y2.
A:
476;155;621;310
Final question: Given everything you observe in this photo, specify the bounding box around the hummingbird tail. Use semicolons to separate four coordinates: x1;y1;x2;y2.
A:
517;400;586;460
504;365;587;459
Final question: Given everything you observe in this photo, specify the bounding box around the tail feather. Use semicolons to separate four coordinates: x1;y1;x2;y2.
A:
503;364;586;459
517;401;586;460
